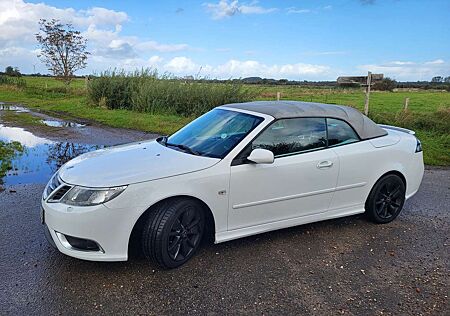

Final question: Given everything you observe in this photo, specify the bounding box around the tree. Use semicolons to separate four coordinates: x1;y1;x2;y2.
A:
4;66;21;77
5;66;13;75
35;19;89;85
431;76;443;83
444;76;450;83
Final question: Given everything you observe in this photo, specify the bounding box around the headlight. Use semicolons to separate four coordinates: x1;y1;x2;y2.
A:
60;186;127;206
415;138;422;153
43;172;61;200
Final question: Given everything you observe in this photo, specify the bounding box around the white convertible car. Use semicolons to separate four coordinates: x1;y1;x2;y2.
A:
41;101;424;268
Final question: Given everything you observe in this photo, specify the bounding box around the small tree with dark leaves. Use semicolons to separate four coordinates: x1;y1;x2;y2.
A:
35;19;89;85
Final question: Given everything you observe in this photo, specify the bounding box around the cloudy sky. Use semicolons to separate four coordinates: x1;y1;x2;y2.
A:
0;0;449;81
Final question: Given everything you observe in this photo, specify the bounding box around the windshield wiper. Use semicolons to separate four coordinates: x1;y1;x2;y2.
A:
166;142;201;156
157;136;201;156
157;135;168;145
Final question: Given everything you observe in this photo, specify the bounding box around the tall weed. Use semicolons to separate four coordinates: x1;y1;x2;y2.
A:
87;69;257;116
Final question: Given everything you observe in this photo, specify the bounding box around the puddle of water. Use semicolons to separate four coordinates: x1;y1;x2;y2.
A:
0;124;100;185
0;104;84;127
41;120;85;128
0;104;30;112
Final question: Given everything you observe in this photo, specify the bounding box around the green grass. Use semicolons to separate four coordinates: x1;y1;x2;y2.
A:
1;111;46;127
252;85;449;114
0;77;449;166
0;84;191;135
22;76;86;89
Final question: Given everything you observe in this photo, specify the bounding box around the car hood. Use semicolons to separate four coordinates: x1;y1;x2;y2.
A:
59;140;220;187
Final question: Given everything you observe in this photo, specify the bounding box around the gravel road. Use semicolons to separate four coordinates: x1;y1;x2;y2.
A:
1;168;448;315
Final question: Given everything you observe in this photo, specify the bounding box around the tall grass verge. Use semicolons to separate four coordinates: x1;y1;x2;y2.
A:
0;75;26;88
87;69;257;116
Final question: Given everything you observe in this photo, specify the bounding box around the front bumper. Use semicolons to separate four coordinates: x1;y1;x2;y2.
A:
41;199;134;262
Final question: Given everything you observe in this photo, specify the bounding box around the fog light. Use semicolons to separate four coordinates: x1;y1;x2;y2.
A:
55;232;104;253
65;235;100;251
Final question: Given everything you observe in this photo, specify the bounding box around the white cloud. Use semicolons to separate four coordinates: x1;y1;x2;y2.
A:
286;4;333;15
165;57;199;73
0;46;40;73
81;7;128;26
425;59;445;65
84;23;188;60
161;57;330;80
0;0;128;44
239;4;277;14
358;60;450;81
135;41;189;53
287;8;311;14
0;0;189;74
148;56;164;65
204;0;277;20
390;61;415;65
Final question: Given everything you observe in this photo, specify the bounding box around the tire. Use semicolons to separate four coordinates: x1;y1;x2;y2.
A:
141;198;205;269
365;174;406;224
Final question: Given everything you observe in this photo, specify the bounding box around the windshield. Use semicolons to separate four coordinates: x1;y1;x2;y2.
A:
163;109;264;158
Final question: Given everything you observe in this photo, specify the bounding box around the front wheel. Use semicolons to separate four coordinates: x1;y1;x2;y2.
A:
141;198;205;269
365;174;406;224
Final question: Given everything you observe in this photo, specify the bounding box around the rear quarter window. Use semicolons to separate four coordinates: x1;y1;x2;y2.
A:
327;118;359;147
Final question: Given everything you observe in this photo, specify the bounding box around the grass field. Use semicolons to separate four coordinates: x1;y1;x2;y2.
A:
0;76;449;166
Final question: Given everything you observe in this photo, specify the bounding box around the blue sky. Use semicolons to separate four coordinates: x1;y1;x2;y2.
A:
0;0;449;80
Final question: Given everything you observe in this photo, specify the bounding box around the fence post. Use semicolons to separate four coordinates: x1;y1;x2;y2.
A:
404;97;410;111
277;92;281;101
364;71;372;116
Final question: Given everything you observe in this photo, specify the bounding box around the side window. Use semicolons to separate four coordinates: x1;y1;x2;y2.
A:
327;118;359;147
252;118;327;157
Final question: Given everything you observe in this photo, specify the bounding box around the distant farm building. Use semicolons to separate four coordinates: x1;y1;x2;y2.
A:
337;74;384;86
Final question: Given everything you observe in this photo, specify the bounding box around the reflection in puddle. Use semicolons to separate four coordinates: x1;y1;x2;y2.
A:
0;104;30;112
0;124;100;185
41;120;85;128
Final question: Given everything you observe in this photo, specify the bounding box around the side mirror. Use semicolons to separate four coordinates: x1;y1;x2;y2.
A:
247;148;274;164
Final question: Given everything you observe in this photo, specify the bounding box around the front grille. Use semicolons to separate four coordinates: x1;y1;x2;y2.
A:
46;174;73;202
46;174;61;198
49;185;72;201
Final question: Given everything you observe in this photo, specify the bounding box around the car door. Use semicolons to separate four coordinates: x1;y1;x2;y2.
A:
325;118;378;211
228;117;339;231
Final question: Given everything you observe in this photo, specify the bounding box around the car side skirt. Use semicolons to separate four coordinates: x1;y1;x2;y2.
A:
215;204;365;244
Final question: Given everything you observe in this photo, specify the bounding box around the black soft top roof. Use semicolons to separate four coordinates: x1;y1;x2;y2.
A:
221;101;387;140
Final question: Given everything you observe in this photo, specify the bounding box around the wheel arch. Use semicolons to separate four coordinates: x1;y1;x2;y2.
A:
365;169;407;208
380;170;407;188
127;195;216;256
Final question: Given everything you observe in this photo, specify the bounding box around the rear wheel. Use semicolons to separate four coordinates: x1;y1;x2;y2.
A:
141;198;205;269
366;174;406;224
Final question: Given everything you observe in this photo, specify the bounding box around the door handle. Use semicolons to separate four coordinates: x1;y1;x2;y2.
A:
317;161;333;169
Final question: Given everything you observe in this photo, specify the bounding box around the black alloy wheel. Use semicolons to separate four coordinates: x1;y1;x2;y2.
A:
167;205;203;262
366;174;406;224
142;198;205;269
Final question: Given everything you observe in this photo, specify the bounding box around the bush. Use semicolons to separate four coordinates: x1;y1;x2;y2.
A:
87;69;257;116
372;78;397;91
